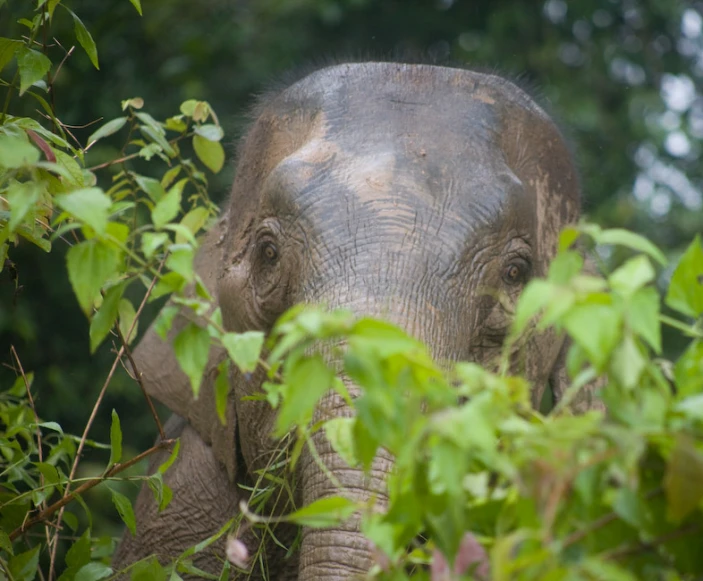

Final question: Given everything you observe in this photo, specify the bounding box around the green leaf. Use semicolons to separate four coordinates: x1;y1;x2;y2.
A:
433;397;496;454
578;557;638;581
610;487;653;533
121;97;144;110
66;7;99;69
675;340;703;399
152;178;185;228
173;323;210;398
676;393;703;420
16;45;51;95
37;420;62;434
54;150;86;186
666;235;703;318
609;255;655;297
89;283;124;352
129;556;166;581
548;250;583;284
141;232;169;259
178;207;210;241
87;117;127;145
139;125;176;157
0;529;12;556
324;417;359;467
65;529;91;569
129;0;143;15
562;303;622;369
56;187;112;236
512;279;554;334
36;462;60;487
558;225;581;252
285;496;357;527
221;331;264;374
193;134;224;173
161;165;182;189
0;134;40;168
6;181;41;232
153;305;179;340
610;334;645;389
157;439;180;475
180;100;198;117
596;228;667;266
275;355;334;436
165;244;194;282
8;545;40;581
110;488;136;535
135;174;166;202
118;298;138;343
215;359;230;425
66;239;121;315
75;562;113;581
352;418;379;471
628;287;661;353
0;37;23;74
194;124;224;142
62;511;79;532
109;409;122;465
665;434;703;522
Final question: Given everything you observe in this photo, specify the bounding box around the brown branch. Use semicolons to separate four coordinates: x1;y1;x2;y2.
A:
9;438;176;542
115;324;165;440
563;487;663;548
47;264;164;580
603;523;701;561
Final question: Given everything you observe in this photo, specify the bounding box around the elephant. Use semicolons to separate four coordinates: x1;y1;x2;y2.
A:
113;61;603;580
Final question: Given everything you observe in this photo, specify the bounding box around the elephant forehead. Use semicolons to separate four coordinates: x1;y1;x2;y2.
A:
261;140;529;278
265;133;525;224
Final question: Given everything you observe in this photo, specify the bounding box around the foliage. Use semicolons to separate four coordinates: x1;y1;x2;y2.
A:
0;1;225;578
248;228;703;580
2;0;703;505
2;1;703;580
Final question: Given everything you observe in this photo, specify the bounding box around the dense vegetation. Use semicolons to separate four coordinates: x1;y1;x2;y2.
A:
1;0;703;579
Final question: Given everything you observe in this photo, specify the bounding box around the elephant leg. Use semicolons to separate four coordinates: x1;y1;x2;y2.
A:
112;414;241;578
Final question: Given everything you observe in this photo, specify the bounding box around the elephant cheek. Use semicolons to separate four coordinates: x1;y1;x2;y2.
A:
218;262;251;332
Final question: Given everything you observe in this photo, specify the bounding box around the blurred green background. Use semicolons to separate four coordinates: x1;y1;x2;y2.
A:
1;0;702;540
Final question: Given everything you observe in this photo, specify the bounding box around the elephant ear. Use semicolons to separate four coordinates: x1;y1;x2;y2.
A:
132;217;236;480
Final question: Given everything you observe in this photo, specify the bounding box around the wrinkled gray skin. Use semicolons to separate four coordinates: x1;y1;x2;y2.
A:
114;63;603;580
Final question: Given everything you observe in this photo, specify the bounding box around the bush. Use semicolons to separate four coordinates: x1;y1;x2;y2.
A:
2;2;703;580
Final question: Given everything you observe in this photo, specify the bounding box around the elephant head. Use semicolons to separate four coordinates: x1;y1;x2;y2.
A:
114;62;600;580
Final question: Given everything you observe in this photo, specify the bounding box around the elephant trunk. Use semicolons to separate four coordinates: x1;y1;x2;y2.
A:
297;389;393;580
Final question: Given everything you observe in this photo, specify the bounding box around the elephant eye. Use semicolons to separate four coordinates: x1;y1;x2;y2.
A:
502;259;530;286
259;241;279;264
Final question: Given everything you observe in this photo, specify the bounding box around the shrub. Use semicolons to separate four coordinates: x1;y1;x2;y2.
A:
1;2;703;580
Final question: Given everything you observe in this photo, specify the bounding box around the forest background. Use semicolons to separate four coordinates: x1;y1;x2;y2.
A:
1;0;703;543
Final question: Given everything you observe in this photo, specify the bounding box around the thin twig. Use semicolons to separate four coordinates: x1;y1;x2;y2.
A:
46;265;164;580
9;346;52;551
9;439;176;542
115;324;165;440
88;151;143;171
51;43;74;95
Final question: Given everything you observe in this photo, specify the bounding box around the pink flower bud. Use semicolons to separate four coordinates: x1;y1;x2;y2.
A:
226;537;249;569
